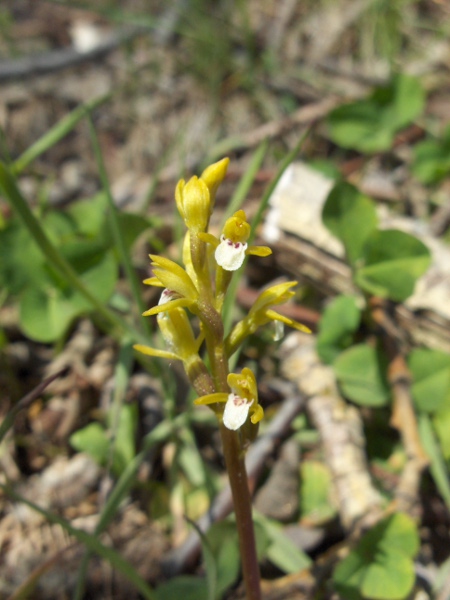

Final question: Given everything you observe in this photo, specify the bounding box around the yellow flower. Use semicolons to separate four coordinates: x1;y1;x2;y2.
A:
200;157;230;205
226;281;311;355
199;210;272;271
142;256;199;316
175;176;211;233
135;292;201;363
194;367;264;430
174;158;230;234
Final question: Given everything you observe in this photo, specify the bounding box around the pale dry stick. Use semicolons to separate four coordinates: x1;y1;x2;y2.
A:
280;332;384;531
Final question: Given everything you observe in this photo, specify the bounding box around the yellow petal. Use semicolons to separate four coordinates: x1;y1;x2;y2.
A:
222;211;250;244
194;393;228;406
265;309;311;333
246;245;272;257
175;179;186;220
250;404;264;424
143;276;164;287
142;297;194;316
251;281;297;313
197;232;220;248
133;344;180;361
200;157;229;203
150;255;198;300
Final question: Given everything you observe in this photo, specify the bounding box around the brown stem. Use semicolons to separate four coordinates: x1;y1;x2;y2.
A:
220;424;262;600
370;298;429;511
199;294;262;599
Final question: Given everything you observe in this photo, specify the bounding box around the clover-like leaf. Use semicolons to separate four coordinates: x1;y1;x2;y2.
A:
333;344;390;407
355;229;431;302
333;513;419;600
322;182;378;266
412;125;450;185
328;74;425;153
409;348;450;414
317;294;361;364
20;249;117;342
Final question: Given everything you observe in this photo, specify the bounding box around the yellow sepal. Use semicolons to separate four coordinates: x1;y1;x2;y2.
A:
265;309;312;333
246;245;272;258
200;157;229;204
142;297;194;316
194;393;229;406
133;344;180;361
250;404;264;424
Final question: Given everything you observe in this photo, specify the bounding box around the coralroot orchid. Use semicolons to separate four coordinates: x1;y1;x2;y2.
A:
133;157;310;600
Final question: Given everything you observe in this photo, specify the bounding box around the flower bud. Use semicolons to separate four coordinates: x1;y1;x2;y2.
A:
175;176;211;233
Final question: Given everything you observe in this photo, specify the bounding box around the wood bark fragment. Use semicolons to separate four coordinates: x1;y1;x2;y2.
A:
280;332;384;531
262;162;450;353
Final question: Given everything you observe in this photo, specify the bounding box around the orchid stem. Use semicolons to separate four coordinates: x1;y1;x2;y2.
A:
220;424;262;600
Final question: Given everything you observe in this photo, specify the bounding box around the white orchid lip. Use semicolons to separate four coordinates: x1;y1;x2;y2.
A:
222;393;253;430
215;235;248;271
158;288;180;305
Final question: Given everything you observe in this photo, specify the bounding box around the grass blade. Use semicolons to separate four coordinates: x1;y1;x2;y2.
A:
221;139;269;225
87;116;150;333
12;94;110;175
419;413;450;510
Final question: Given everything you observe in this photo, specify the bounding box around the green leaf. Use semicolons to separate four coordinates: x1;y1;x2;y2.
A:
327;74;425;153
364;512;419;558
109;403;138;476
433;407;450;462
382;73;425;130
154;577;207;600
408;348;450;413
0;160;138;341
361;553;414;600
317;294;361;364
322;182;378;266
205;521;241;599
254;514;311;574
333;513;419;600
328;100;394;154
355;229;431;302
19;250;117;342
334;344;390;407
67;191;109;237
178;442;208;488
300;461;337;523
419;413;450;510
43;210;78;244
0;218;46;293
412;125;450;185
118;212;154;252
70;423;109;465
